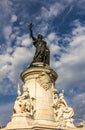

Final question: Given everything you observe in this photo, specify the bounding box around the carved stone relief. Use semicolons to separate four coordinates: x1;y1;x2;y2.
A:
13;85;36;117
52;90;75;128
36;72;52;91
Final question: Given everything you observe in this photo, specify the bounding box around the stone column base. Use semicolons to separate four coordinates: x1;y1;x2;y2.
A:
5;117;61;130
5;122;62;130
6;113;34;129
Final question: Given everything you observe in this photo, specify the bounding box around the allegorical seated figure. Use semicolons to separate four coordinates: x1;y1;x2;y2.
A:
53;90;75;127
13;85;35;117
29;23;50;66
58;90;74;119
52;89;58;109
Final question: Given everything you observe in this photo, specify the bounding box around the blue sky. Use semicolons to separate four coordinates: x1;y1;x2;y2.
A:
0;0;85;126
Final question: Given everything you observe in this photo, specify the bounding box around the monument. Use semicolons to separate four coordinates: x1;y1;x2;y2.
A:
4;24;75;130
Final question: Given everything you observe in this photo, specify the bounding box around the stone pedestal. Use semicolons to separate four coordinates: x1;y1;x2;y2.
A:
21;64;57;121
6;63;59;130
6;113;33;129
5;63;75;130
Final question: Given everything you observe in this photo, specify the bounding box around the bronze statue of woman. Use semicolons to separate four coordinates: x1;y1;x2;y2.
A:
29;23;50;66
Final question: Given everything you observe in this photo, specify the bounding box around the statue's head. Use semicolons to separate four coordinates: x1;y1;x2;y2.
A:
37;34;43;39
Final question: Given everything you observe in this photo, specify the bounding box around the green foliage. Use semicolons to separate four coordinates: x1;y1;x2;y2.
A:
0;125;5;129
77;125;84;128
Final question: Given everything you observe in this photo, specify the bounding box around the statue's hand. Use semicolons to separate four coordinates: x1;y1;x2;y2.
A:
29;23;33;30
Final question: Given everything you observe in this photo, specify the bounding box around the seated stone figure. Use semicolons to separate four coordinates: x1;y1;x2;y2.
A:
58;90;74;120
53;90;75;128
29;23;50;66
13;85;35;117
52;89;58;109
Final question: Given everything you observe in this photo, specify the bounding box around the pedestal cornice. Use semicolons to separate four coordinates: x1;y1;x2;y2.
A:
20;63;58;83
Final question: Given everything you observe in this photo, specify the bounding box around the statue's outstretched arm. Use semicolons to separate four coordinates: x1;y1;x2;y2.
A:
29;23;36;41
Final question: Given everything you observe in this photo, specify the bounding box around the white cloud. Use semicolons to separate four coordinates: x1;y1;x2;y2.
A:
50;44;60;54
21;38;31;47
21;34;32;47
0;33;34;94
0;54;12;83
11;14;17;23
6;46;14;54
3;25;12;39
72;20;85;36
8;46;33;82
36;2;65;21
47;32;57;42
38;23;49;35
46;32;61;64
53;22;85;93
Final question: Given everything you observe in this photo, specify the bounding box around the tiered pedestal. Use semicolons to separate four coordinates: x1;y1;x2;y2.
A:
5;63;60;130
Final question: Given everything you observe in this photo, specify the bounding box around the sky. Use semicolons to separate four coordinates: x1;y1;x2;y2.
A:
0;0;85;126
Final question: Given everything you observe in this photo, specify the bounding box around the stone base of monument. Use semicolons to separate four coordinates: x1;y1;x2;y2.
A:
6;120;76;130
3;63;75;130
6;119;61;130
6;113;33;129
